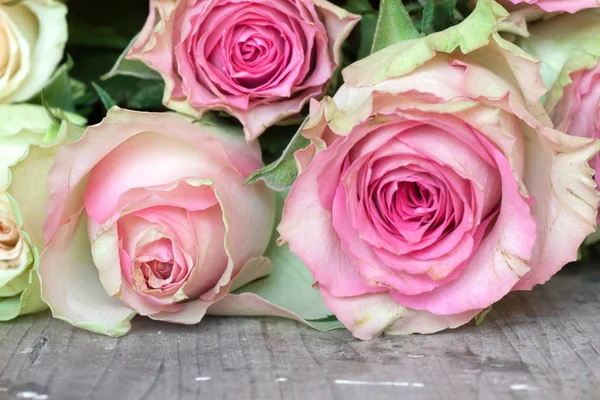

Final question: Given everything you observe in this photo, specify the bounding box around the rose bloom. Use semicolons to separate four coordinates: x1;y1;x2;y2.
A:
0;0;67;103
278;0;600;340
496;0;600;13
519;9;600;214
127;0;359;141
39;109;275;336
0;105;84;320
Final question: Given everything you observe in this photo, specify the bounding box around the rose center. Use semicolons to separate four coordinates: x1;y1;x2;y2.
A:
148;260;173;280
238;38;268;63
393;181;438;224
134;238;180;291
211;22;290;91
0;218;20;250
140;259;175;289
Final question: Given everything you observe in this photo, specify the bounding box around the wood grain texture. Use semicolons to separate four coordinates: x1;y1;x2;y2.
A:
0;263;599;400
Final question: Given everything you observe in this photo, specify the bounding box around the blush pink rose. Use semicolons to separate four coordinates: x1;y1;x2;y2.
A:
127;0;360;141
278;6;600;340
517;10;600;220
552;64;600;197
39;108;275;337
498;0;600;13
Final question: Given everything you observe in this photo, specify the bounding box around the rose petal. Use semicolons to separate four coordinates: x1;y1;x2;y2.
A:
39;214;135;337
320;286;479;340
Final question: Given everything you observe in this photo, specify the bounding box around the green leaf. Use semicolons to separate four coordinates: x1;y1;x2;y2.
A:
235;191;343;331
91;82;117;111
306;315;345;331
257;124;298;164
42;56;76;112
70;78;97;116
371;0;420;54
343;0;509;86
125;81;165;110
475;306;492;326
405;2;424;13
359;13;378;60
342;0;378;61
577;243;589;262
246;122;310;191
421;0;459;36
102;36;162;81
345;0;375;14
40;90;62;126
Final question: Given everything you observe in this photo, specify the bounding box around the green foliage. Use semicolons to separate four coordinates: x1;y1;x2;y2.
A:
475;306;493;326
101;36;162;81
258;123;300;164
345;0;379;60
40;90;62;126
91;83;117;111
58;0;162;123
246;122;311;191
421;0;460;35
235;191;343;331
359;0;471;55
372;0;421;53
42;56;76;112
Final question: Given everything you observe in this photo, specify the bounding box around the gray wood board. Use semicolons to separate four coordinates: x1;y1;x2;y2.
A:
0;263;599;400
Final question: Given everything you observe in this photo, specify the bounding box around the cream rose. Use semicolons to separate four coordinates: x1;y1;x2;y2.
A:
0;0;67;103
39;109;275;336
0;104;85;320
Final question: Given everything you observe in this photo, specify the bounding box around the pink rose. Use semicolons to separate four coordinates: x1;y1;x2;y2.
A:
39;109;275;336
498;0;600;13
517;9;600;218
552;64;600;197
127;0;360;141
278;4;600;340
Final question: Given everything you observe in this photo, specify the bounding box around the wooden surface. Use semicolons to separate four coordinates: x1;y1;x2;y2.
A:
0;263;599;400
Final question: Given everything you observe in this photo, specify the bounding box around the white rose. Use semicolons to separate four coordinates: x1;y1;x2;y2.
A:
0;0;67;103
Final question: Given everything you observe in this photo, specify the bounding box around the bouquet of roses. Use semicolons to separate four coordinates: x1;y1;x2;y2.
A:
0;0;599;340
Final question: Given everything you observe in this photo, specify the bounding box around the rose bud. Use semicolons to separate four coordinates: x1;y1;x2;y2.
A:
0;0;67;103
39;109;275;336
0;104;85;320
127;0;360;141
278;0;600;340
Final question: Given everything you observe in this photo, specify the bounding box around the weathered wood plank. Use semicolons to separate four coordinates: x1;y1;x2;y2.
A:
0;264;598;400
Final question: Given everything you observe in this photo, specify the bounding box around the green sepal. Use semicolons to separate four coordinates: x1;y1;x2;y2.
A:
371;0;421;54
246;122;310;191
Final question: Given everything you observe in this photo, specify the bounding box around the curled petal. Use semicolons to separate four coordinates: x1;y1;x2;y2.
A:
39;214;135;337
320;287;478;340
44;108;262;245
150;256;272;323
